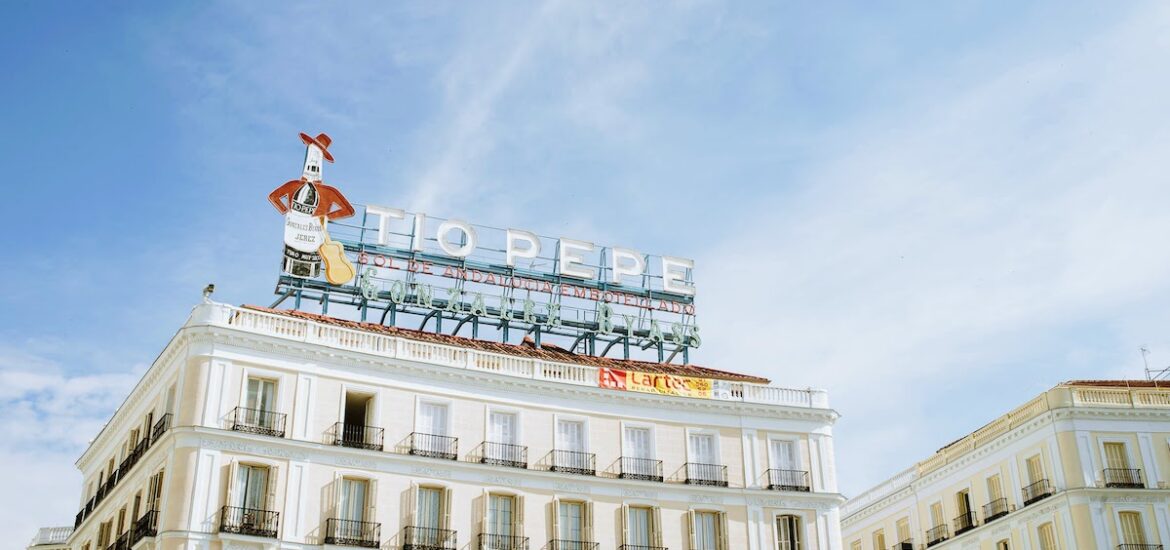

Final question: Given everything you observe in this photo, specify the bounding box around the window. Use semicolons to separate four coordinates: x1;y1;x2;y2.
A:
996;540;1010;550
555;500;592;543
896;517;910;543
1119;511;1148;545
416;486;445;529
245;378;277;428
625;505;662;548
486;494;523;538
688;432;718;464
624;426;655;478
232;464;270;510
849;542;861;550
146;470;164;512
689;510;727;550
770;439;798;471
488;411;519;445
97;522;112;548
556;419;586;452
1104;442;1131;469
338;478;368;522
929;502;944;528
417;401;449;436
986;474;1003;501
777;515;802;550
1026;455;1044;484
872;529;885;550
1037;522;1057;550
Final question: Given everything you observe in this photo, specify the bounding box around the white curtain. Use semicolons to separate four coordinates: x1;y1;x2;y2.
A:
689;433;716;464
237;465;268;510
694;511;718;550
627;507;651;546
770;440;796;470
417;487;442;529
418;402;448;435
559;501;583;541
246;379;276;427
557;420;585;451
339;479;366;522
487;494;514;537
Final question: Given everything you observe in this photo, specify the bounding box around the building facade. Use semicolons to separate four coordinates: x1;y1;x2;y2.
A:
841;381;1170;550
59;300;845;550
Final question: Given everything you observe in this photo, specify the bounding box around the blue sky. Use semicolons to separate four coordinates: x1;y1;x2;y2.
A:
4;0;1170;540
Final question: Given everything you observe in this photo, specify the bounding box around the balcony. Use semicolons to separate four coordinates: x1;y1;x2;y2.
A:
619;457;663;482
324;518;381;548
229;407;287;438
151;413;172;440
330;422;385;452
549;541;599;550
890;541;913;550
478;533;530;550
684;463;728;487
982;498;1009;523
478;441;528;469
953;511;978;536
1022;479;1053;506
765;469;811;492
1104;468;1145;488
925;525;948;547
619;546;668;550
219;506;279;538
1118;545;1163;550
130;510;158;546
549;450;596;476
407;432;459;461
106;531;129;550
402;526;457;550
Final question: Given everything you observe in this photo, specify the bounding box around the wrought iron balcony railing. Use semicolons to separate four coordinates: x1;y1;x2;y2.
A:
1117;545;1163;550
890;540;914;550
151;413;172;441
106;531;129;550
982;497;1009;523
1104;468;1145;488
549;540;599;550
1022;479;1053;505
478;533;530;550
549;450;596;476
219;506;280;538
479;441;529;469
324;518;381;548
925;524;948;547
953;511;978;536
130;509;158;545
684;463;728;487
765;469;811;492
402;526;458;550
330;422;385;451
619;545;668;550
229;406;287;438
408;432;459;460
619;457;663;482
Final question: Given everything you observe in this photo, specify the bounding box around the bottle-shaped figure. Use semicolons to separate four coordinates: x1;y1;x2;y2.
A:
269;133;355;279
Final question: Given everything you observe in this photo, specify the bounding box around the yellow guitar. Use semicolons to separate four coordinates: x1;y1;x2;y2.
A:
318;217;356;285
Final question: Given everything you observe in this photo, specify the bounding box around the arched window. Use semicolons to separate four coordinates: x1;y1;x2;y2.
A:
776;515;802;550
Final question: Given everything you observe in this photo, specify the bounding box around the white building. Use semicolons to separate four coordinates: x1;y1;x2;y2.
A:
55;300;845;550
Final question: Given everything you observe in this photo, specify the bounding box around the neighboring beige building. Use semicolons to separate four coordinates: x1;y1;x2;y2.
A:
841;381;1170;550
58;300;845;550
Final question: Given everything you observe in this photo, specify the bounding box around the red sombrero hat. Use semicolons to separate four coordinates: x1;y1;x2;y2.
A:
299;132;335;162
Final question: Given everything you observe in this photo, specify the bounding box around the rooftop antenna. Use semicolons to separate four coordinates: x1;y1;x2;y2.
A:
1143;346;1170;381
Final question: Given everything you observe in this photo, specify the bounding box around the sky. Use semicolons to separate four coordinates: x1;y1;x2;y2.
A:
4;0;1170;542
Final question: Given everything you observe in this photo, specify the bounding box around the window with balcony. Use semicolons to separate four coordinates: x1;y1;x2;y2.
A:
552;499;595;550
688;510;727;550
621;426;661;482
334;391;383;451
552;419;594;476
1103;442;1144;488
404;485;455;550
412;401;456;460
326;477;380;548
482;410;526;469
873;529;885;550
926;502;948;546
221;462;279;538
984;474;1008;522
482;493;527;550
954;489;977;535
777;515;802;550
1023;455;1052;505
621;505;662;550
233;377;285;437
895;517;912;549
767;439;809;491
686;432;726;487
